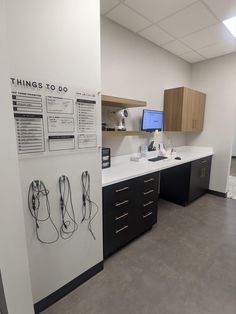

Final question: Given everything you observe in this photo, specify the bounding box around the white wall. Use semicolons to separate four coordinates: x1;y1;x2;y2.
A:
232;126;236;157
187;53;236;193
101;18;236;193
5;0;102;304
101;17;191;156
0;0;34;313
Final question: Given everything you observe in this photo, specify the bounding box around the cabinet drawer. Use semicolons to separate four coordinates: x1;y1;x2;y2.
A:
136;172;159;191
113;223;131;251
111;203;131;220
191;156;212;170
103;180;133;206
139;188;158;206
114;214;129;232
139;202;157;232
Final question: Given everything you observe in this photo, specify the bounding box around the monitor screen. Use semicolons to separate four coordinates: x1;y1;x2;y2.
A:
142;109;163;131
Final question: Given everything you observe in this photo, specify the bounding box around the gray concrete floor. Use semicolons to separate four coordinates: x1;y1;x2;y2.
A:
43;194;236;314
230;158;236;176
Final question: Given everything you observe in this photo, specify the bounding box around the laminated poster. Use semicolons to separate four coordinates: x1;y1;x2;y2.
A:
10;77;98;157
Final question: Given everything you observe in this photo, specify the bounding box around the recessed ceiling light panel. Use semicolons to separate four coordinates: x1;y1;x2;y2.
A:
223;16;236;37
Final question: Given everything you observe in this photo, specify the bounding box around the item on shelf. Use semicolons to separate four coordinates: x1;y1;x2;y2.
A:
115;109;128;131
102;147;111;169
102;122;107;131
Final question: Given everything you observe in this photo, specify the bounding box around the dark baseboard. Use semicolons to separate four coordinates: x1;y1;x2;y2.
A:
232;156;236;158
34;261;104;314
208;189;227;198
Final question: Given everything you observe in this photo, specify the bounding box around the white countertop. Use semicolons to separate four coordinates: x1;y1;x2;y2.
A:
102;146;213;187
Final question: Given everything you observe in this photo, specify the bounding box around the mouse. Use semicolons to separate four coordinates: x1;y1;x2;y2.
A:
175;157;181;160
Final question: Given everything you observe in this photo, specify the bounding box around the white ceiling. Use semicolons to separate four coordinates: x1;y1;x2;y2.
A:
100;0;236;63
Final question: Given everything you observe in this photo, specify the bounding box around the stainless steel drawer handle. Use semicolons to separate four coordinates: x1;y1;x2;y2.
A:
201;160;207;164
144;178;155;183
115;187;129;193
115;225;128;234
115;200;129;207
143;212;153;219
115;212;128;221
143;189;154;195
143;201;154;207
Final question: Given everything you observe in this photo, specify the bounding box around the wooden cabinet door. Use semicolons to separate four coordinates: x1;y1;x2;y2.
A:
189;156;212;202
182;88;196;131
163;87;184;131
182;88;206;132
192;91;205;131
164;87;206;132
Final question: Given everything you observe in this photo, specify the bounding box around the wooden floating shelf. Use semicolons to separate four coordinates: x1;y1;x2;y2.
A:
102;95;146;108
102;131;146;137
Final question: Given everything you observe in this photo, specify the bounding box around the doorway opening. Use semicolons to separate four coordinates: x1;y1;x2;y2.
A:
227;128;236;199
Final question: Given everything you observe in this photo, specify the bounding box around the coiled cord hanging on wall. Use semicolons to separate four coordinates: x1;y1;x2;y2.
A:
81;171;99;240
59;175;78;239
28;180;59;244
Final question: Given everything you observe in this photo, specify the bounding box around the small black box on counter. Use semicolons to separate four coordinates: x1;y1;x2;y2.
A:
102;147;111;169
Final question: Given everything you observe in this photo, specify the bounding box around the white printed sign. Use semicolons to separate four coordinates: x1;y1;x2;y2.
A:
46;96;74;114
47;116;74;133
10;77;98;157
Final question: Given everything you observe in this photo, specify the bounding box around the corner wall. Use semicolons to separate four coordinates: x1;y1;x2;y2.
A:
0;0;34;312
4;0;102;305
187;53;236;193
101;17;191;156
101;17;236;193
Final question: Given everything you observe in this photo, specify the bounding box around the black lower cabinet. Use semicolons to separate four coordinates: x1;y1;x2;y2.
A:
160;156;212;206
103;172;159;258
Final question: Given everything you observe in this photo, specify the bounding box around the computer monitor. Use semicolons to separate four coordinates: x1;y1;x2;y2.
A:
141;109;163;132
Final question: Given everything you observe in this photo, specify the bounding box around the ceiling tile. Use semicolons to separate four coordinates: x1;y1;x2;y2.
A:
159;2;218;38
182;23;234;50
106;4;151;32
139;25;174;45
202;0;236;20
162;40;192;56
180;51;205;63
100;0;120;15
124;0;196;23
197;38;236;58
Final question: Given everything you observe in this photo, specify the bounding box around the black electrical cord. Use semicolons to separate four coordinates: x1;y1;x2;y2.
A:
81;171;99;240
28;180;59;244
59;175;78;239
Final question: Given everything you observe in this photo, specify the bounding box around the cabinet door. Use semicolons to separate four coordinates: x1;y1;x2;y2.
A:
189;156;212;202
163;87;184;131
192;91;205;131
182;88;206;132
160;163;191;206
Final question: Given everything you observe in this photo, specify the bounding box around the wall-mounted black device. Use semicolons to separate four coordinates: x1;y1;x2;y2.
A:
102;147;111;169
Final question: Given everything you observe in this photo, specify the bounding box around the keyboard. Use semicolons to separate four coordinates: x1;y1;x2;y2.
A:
148;156;168;162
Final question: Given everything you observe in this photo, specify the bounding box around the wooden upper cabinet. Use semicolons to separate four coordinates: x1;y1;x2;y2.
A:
163;87;206;132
